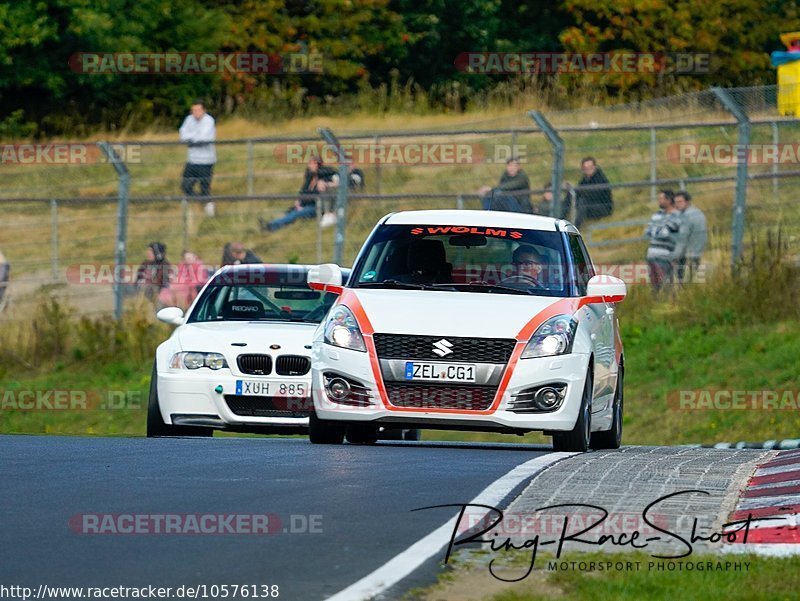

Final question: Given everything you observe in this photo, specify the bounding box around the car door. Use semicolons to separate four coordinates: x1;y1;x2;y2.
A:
567;234;613;410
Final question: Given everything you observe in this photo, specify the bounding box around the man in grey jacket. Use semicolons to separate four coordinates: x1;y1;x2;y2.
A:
673;191;707;283
645;189;682;293
179;100;217;201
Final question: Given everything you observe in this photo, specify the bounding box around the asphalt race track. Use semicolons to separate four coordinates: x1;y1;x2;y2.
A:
0;435;552;600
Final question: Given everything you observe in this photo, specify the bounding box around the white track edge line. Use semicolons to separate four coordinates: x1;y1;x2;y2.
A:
325;452;576;601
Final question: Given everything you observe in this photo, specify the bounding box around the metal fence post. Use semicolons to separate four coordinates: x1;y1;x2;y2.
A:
650;127;657;203
318;128;349;265
771;121;779;201
181;197;190;253
50;199;59;281
98;142;131;320
373;135;381;195
246;140;255;196
712;87;750;268
529;111;564;218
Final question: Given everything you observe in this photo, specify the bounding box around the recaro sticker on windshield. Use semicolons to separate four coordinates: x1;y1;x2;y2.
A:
410;226;523;239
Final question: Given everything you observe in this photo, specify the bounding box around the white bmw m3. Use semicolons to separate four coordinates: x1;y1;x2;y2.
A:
147;264;344;437
308;210;627;451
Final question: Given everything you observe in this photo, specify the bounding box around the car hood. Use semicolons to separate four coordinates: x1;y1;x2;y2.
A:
348;289;568;339
176;321;317;353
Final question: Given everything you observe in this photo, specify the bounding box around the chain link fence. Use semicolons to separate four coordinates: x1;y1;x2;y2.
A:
1;84;799;321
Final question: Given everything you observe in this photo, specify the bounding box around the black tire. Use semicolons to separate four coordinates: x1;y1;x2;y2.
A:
403;429;421;441
377;427;404;441
346;423;378;445
308;411;345;444
591;364;623;450
553;368;592;452
146;362;212;438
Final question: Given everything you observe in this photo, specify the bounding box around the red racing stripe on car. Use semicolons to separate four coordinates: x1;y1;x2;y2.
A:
491;298;584;411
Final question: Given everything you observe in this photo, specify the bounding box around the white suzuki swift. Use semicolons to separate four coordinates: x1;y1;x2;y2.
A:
308;210;627;451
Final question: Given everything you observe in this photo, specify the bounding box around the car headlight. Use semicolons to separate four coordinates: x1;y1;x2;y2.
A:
169;352;229;370
323;305;366;352
521;315;578;359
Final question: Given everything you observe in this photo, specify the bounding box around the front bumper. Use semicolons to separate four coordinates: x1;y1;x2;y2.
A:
157;369;310;431
311;343;590;432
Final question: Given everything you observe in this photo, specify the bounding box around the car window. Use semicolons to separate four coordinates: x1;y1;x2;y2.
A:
188;283;337;323
350;224;569;297
567;234;595;296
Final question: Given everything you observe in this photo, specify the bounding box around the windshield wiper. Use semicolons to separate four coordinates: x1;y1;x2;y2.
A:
429;281;535;295
357;279;430;290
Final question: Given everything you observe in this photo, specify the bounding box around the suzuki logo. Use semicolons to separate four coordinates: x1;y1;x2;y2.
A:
432;339;454;357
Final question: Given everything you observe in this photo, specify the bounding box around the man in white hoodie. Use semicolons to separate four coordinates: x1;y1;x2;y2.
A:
179;100;217;213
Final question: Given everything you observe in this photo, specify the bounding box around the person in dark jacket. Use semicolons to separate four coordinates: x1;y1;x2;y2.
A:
136;242;172;305
479;158;533;213
260;156;338;232
221;242;262;266
575;157;613;227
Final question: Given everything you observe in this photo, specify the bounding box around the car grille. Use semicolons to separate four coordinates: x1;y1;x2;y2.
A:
224;395;311;418
237;354;272;375
384;383;496;411
373;334;516;364
275;355;311;376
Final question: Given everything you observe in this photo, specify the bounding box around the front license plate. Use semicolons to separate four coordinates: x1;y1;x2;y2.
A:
404;362;477;383
235;381;308;397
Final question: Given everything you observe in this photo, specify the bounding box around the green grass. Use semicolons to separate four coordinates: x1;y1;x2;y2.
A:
415;551;800;601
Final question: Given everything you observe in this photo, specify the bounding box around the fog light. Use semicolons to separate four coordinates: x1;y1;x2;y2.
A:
538;388;559;408
327;377;351;401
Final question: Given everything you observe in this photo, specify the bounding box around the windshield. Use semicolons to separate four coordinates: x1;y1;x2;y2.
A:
188;278;338;323
350;224;574;297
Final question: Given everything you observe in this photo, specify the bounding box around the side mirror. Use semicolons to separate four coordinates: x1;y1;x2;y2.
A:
585;274;626;303
307;263;344;294
156;306;185;326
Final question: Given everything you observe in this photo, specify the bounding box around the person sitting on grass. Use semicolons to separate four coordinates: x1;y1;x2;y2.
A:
259;156;338;232
221;242;262;266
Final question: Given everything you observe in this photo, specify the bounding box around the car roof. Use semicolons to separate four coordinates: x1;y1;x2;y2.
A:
382;210;576;233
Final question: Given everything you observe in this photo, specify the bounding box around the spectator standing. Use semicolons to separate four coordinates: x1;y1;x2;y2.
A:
479;157;533;213
136;242;174;307
221;242;262;266
179;100;217;216
575;157;613;227
673;191;707;283
645;190;682;293
260;156;338;232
